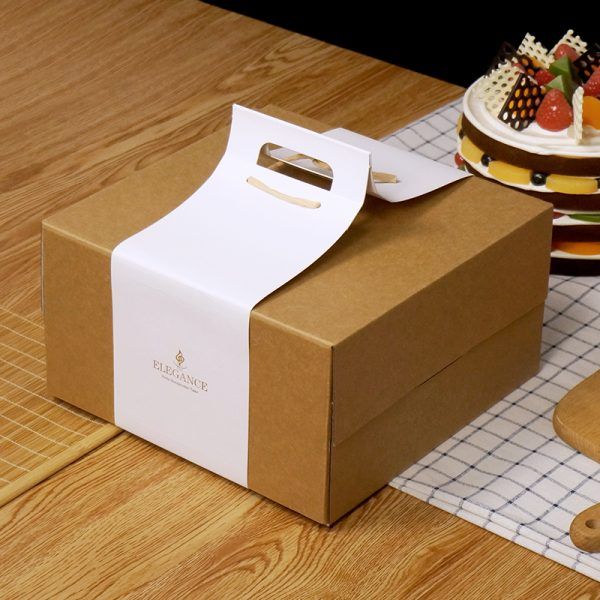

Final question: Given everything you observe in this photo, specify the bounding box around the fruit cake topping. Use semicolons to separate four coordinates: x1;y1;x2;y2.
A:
549;30;588;59
554;44;580;62
535;89;574;132
584;69;600;97
478;30;600;140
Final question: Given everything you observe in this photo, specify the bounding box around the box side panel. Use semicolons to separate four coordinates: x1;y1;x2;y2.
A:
248;318;333;524
43;226;115;422
44;222;334;522
329;304;544;523
333;209;551;443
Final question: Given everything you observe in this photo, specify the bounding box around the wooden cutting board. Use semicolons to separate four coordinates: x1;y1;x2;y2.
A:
554;370;600;463
553;370;600;552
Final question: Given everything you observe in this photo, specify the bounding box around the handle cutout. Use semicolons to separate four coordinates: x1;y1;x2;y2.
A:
257;143;333;192
258;143;397;188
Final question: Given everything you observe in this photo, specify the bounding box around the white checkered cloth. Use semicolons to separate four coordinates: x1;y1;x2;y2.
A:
383;99;600;582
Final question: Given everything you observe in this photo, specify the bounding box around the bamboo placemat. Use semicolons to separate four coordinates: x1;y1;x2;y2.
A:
0;305;120;507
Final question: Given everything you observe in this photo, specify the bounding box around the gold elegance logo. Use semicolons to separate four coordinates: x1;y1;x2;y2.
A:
153;349;208;393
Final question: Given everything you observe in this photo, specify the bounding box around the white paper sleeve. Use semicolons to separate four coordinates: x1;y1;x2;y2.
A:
111;106;371;486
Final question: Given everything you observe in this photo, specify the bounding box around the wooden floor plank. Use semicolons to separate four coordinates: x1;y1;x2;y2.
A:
0;0;460;316
0;433;596;599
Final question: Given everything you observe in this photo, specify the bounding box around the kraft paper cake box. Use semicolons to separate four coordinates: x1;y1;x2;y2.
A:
42;106;552;525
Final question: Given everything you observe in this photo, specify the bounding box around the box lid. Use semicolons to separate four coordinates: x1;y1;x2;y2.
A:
43;105;552;446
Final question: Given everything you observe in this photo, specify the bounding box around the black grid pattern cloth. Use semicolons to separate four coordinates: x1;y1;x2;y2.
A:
383;98;600;581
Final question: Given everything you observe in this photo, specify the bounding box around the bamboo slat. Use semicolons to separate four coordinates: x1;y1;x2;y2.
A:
0;305;120;507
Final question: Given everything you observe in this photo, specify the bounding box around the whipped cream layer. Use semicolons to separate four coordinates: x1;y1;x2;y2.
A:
551;249;600;260
464;79;600;158
553;214;600;226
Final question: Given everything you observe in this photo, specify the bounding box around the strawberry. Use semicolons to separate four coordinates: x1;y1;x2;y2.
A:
454;153;466;170
535;89;573;131
583;68;600;97
535;69;555;86
554;43;579;61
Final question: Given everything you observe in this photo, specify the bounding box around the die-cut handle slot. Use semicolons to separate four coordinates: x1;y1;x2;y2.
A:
232;106;370;206
257;143;333;192
285;153;397;184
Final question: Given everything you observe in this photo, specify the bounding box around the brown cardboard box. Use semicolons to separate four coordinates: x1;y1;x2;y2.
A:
42;107;552;524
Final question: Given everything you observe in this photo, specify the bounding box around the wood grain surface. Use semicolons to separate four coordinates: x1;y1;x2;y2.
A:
0;1;597;598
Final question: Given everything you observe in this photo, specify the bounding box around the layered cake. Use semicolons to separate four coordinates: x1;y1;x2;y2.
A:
456;30;600;274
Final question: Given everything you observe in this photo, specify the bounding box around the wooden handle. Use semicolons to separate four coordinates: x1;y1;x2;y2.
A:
555;371;600;553
571;503;600;552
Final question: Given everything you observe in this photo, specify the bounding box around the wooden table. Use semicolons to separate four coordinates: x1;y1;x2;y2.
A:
0;2;597;597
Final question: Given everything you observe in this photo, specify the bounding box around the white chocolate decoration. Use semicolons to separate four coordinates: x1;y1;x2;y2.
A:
549;29;588;58
477;63;521;116
572;87;584;144
517;33;551;68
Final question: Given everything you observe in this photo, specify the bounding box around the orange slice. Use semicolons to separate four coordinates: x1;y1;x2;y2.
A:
553;240;600;256
583;96;600;130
